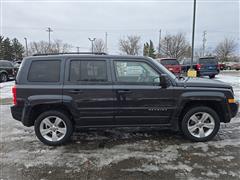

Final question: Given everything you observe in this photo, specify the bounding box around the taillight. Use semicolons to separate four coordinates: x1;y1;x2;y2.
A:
196;64;201;70
12;85;17;105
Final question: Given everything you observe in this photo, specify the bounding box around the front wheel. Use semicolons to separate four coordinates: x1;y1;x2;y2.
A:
0;73;8;82
181;106;220;142
34;110;73;146
209;75;215;79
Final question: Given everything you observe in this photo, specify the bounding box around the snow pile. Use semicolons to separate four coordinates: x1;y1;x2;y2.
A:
0;81;15;99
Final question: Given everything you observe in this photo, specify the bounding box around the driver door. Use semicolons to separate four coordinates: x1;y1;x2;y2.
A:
112;59;175;126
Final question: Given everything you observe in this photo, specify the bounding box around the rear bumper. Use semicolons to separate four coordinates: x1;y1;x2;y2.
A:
11;105;22;122
11;105;32;127
198;70;219;76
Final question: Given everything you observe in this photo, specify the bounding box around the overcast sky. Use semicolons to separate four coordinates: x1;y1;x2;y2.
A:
1;0;239;54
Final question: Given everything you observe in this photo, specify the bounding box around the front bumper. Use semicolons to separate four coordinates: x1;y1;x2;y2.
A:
229;101;239;118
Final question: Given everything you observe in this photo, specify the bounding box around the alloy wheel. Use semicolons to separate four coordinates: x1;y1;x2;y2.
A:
39;116;67;142
187;112;215;138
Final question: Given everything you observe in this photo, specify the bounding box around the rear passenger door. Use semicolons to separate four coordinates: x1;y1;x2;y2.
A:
63;58;115;126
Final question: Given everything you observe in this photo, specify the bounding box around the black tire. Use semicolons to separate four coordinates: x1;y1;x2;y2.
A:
0;73;8;82
34;110;73;146
209;75;215;79
226;66;231;70
181;106;220;142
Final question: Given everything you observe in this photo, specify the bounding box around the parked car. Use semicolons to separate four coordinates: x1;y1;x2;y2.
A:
218;63;226;70
224;62;240;70
13;60;22;68
157;58;181;74
11;53;238;146
0;60;17;82
181;57;219;78
231;63;240;70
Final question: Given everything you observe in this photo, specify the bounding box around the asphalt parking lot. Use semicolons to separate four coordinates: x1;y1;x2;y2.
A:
0;71;240;180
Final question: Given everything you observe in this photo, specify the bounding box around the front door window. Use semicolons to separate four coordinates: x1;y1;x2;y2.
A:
114;61;159;84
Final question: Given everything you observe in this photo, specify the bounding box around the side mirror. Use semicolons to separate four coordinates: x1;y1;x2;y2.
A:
160;74;168;88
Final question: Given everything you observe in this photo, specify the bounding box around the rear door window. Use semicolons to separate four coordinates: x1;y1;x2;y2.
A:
69;60;107;82
28;60;61;82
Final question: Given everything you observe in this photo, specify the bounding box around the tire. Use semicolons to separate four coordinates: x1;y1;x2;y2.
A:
0;73;8;82
34;110;73;146
181;106;220;142
209;75;215;79
226;66;231;70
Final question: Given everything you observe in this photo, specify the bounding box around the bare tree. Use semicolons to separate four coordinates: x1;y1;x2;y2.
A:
119;35;141;55
215;38;237;62
160;33;191;59
29;40;72;55
93;39;105;53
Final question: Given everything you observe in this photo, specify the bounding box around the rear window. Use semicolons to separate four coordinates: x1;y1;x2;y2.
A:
199;58;218;65
161;59;179;65
0;61;13;67
182;59;197;65
69;60;107;82
28;60;61;82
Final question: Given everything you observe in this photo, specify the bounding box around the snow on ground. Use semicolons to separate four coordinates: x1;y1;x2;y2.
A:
215;72;240;101
0;80;14;99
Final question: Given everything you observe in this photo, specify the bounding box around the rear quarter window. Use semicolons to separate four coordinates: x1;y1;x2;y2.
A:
28;60;61;82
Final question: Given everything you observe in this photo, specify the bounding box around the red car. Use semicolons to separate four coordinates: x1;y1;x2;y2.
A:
157;58;181;74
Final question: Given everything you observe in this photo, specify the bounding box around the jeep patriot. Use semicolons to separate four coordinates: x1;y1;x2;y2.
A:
11;53;239;145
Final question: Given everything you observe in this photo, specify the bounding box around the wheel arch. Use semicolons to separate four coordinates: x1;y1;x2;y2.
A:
27;103;74;126
178;100;226;129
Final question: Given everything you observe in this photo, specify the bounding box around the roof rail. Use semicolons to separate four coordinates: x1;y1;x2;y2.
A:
32;52;108;56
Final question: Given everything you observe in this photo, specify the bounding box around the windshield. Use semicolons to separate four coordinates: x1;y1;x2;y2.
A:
161;59;179;65
150;58;176;80
199;58;218;65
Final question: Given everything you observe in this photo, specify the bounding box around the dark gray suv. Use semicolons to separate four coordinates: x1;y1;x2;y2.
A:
11;53;239;145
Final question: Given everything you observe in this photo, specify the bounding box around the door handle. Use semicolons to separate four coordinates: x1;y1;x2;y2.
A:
68;89;83;94
117;90;132;94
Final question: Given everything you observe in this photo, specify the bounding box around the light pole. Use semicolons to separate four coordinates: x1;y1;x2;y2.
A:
188;0;197;77
105;32;108;53
88;38;96;53
158;29;161;55
190;0;196;69
24;37;28;56
46;27;53;50
76;46;80;53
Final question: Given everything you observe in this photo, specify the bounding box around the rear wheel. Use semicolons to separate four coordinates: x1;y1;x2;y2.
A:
34;110;73;146
181;106;220;142
209;75;215;79
0;73;8;82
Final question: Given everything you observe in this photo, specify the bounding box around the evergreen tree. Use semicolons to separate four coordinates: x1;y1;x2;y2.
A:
0;36;25;61
12;38;24;60
149;40;156;58
2;38;13;60
143;42;149;56
0;36;4;59
143;40;156;58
